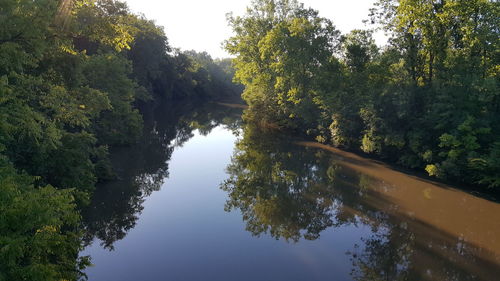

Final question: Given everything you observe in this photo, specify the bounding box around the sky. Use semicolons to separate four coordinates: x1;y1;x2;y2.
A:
124;0;384;59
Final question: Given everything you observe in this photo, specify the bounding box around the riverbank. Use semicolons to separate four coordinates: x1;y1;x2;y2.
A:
82;102;500;280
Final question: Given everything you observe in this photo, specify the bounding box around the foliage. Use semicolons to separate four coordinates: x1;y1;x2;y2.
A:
225;0;341;129
227;0;500;188
0;0;242;279
0;156;90;281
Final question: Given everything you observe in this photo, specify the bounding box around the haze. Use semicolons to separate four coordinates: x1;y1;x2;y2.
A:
124;0;383;58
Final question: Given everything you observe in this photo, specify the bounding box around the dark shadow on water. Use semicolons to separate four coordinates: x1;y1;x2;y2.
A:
81;101;242;249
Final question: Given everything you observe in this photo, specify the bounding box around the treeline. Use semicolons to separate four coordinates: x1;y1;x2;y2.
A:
0;0;239;280
226;0;499;189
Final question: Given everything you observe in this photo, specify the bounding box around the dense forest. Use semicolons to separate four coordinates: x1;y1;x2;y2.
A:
225;0;499;189
0;0;240;280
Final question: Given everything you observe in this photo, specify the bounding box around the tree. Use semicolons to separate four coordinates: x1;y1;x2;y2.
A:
225;0;340;128
0;156;89;281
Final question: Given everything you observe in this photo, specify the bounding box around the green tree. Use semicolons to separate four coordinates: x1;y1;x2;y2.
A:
0;156;89;281
226;0;340;128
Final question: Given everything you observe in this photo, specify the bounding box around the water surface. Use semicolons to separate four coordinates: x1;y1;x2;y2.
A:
81;103;500;281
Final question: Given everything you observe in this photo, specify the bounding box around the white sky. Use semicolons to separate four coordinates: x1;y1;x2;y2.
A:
124;0;384;59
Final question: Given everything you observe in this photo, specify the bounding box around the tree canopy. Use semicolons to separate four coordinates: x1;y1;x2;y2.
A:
226;0;500;188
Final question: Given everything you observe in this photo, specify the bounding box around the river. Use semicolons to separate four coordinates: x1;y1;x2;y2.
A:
80;102;500;281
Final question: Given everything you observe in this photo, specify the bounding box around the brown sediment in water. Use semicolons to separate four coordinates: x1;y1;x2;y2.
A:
296;141;500;267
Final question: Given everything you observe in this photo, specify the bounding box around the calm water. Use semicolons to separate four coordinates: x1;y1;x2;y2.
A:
81;103;500;281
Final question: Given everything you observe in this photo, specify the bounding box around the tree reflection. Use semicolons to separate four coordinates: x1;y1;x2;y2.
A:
221;122;499;280
347;216;500;281
82;102;242;249
348;225;413;281
221;123;362;241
